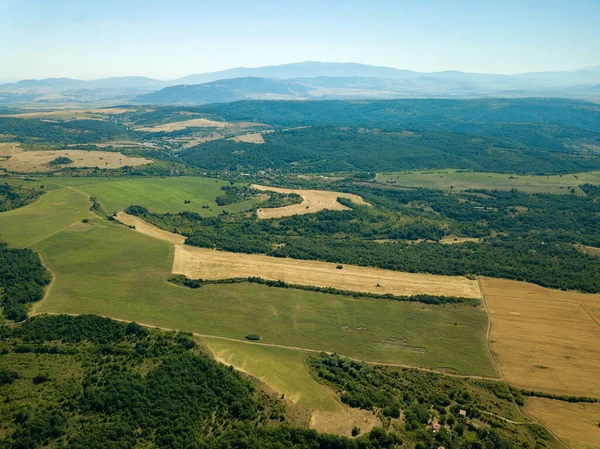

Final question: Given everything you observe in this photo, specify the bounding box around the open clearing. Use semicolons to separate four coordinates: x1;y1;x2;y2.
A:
375;170;600;194
0;187;92;247
52;176;261;216
13;189;494;374
118;212;481;299
524;398;600;449
0;143;151;172
0;108;132;119
203;337;380;436
135;118;266;132
252;184;371;218
482;278;600;397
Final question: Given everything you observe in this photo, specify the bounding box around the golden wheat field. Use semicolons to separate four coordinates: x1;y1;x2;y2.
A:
117;212;481;298
482;278;600;398
252;184;371;218
524;398;600;449
0;143;152;172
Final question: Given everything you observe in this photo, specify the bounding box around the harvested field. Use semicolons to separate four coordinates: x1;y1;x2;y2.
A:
252;184;370;218
0;108;131;119
0;143;151;172
439;234;481;244
117;212;481;299
231;130;273;144
135;118;267;132
524;398;600;449
482;278;600;397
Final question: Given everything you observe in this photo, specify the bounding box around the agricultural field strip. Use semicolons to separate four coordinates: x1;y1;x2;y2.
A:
117;212;481;299
34;310;499;381
482;278;600;398
252;184;371;219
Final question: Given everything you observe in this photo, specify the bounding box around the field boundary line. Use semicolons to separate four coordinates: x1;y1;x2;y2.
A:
579;304;600;329
479;280;571;449
29;311;500;380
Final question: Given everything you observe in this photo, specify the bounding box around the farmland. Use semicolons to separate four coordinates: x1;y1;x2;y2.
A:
482;278;600;397
118;211;481;298
54;176;261;215
524;398;600;449
375;169;600;194
0;143;151;172
252;184;370;218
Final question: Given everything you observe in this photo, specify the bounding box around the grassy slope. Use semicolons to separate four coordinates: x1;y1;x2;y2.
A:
53;177;260;215
203;337;342;413
0;187;92;247
375;170;600;194
32;217;495;376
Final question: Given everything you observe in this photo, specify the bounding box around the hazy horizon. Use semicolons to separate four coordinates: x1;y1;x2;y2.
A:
1;0;599;80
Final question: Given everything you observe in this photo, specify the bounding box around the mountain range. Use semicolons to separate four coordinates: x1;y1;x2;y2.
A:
1;61;599;106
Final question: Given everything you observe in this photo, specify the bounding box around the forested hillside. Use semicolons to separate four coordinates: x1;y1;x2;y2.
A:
0;315;402;449
181;126;600;174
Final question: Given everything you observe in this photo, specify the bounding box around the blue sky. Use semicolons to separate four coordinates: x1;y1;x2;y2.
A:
1;0;599;80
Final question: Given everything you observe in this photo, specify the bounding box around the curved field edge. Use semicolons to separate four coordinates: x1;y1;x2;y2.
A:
118;212;481;299
27;212;495;376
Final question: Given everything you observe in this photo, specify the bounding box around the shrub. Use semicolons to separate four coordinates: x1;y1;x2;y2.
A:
245;334;261;341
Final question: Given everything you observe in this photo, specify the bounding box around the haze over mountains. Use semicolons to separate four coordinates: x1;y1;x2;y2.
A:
1;61;599;107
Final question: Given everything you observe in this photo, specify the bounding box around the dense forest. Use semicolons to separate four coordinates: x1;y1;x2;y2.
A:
310;354;553;449
181;126;600;174
0;117;128;145
0;183;44;212
126;182;600;292
0;243;51;321
192;98;600;130
0;315;403;449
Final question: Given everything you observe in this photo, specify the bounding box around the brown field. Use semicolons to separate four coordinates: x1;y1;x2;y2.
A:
232;132;266;144
482;278;600;398
578;244;600;257
252;184;371;219
524;398;600;449
0;108;131;119
439;234;481;244
136;118;267;132
0;143;152;172
117;212;481;299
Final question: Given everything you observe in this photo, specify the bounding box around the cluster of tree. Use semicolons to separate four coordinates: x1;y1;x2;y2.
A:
181;125;600;174
309;354;553;449
508;387;598;405
0;117;128;145
169;275;478;305
126;181;600;292
0;315;403;449
0;244;51;321
192;98;600;131
47;156;74;166
0;183;44;212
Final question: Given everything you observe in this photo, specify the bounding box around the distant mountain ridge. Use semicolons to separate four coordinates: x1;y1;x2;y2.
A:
2;61;600;106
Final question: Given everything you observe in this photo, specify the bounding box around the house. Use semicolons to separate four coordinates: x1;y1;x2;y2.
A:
432;423;441;432
459;409;467;417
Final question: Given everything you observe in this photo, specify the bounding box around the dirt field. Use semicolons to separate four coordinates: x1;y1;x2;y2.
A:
482;278;600;398
0;143;151;172
252;185;371;219
0;108;131;119
524;398;600;449
439;234;481;244
117;212;481;299
135;118;268;132
232;132;266;143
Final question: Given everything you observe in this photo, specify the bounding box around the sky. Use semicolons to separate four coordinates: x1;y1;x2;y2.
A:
1;0;599;80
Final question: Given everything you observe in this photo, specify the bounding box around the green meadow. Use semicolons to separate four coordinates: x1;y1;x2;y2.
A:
203;337;342;413
51;176;259;215
375;170;600;194
0;187;92;247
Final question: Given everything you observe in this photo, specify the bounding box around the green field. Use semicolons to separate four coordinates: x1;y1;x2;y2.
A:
375;170;600;194
0;187;92;247
28;215;494;376
51;176;260;215
203;337;341;412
